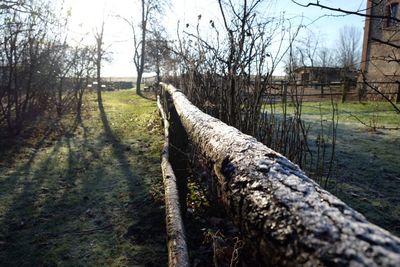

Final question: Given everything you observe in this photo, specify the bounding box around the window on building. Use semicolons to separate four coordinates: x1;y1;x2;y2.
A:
387;2;399;27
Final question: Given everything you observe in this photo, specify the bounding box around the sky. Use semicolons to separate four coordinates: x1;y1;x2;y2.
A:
64;0;367;77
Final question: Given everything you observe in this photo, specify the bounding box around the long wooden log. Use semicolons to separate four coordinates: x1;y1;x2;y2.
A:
161;83;400;266
157;96;190;267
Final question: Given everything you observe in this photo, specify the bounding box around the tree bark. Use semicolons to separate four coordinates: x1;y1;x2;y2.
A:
95;22;104;103
157;96;190;267
136;0;147;96
161;83;400;267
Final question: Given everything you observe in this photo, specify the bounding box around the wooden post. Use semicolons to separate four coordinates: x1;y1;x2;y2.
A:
320;84;324;98
342;77;350;103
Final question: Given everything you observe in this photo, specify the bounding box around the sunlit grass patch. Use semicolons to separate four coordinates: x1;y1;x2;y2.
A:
270;100;400;127
261;99;400;236
0;89;166;266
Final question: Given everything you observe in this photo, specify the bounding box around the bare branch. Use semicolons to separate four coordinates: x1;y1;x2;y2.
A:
291;0;400;22
371;37;400;49
361;73;400;114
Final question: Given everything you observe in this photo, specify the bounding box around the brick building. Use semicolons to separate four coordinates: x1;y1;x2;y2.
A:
293;67;357;84
360;0;400;98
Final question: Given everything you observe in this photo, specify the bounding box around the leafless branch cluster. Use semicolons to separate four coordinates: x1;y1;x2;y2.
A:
291;0;400;107
168;1;297;134
121;0;169;95
0;1;96;136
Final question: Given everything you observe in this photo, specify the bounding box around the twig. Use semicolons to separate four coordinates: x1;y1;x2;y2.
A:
362;77;400;114
341;110;375;130
290;0;400;22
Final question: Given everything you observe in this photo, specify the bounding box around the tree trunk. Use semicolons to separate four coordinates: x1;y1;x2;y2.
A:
97;47;102;102
136;72;142;95
57;78;63;117
136;0;147;96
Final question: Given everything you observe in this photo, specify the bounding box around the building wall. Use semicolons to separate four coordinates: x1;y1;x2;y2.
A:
361;0;400;82
294;67;355;84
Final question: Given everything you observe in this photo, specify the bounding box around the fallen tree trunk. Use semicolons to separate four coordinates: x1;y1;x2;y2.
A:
157;96;189;267
161;83;400;266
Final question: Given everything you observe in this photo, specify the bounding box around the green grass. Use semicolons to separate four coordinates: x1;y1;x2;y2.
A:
266;100;400;236
0;89;166;266
302;101;400;127
268;100;400;128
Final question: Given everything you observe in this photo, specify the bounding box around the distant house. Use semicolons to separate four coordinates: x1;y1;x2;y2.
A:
142;76;157;84
293;67;357;84
360;0;400;82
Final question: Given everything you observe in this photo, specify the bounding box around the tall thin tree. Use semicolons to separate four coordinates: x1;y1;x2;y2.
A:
94;20;105;102
135;0;167;95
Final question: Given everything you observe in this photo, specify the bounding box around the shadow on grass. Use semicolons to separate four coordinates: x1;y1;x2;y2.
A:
0;94;166;266
94;93;167;264
0;124;59;200
258;112;400;236
296;116;400;236
0;138;66;266
0;117;65;167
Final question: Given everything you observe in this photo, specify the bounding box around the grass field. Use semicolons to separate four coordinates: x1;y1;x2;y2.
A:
300;101;400;128
271;100;400;236
0;90;166;266
0;90;399;265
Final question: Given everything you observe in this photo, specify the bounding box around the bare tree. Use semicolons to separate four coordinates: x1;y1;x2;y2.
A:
336;25;361;69
171;0;303;141
215;0;292;129
0;0;31;14
71;46;95;118
291;0;400;109
296;32;320;67
119;0;168;95
135;0;168;95
284;32;335;76
145;27;171;89
0;0;101;136
317;47;335;67
0;1;60;135
94;20;105;102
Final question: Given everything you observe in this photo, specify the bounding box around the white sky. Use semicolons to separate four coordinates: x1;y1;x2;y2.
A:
64;0;367;77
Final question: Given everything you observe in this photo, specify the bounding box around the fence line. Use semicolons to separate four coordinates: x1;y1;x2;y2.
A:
160;82;400;266
157;96;189;267
231;80;400;103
